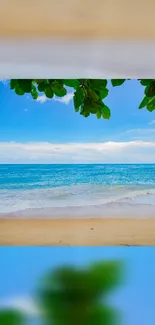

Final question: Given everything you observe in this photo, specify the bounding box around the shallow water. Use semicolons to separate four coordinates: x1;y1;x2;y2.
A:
1;164;155;214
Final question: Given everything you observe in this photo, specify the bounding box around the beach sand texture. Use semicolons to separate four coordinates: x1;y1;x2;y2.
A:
0;0;155;38
1;218;155;246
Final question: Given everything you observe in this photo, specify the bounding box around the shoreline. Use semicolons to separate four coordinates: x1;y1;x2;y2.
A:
1;202;155;218
1;217;155;246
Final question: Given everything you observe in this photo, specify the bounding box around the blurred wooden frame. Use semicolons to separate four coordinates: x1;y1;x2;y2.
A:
0;0;155;38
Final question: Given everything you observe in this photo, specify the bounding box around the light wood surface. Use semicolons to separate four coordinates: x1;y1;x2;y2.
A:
1;218;155;246
0;0;155;38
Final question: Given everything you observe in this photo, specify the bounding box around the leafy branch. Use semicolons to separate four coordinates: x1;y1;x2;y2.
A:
10;79;155;119
0;260;123;325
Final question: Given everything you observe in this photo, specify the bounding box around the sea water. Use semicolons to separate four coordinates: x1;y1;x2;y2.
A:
1;164;155;215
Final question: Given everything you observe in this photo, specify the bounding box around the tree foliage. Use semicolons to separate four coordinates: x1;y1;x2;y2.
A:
0;309;25;325
1;260;123;325
37;260;123;325
10;79;155;119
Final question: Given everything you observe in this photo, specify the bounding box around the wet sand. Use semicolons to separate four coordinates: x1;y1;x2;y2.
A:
1;218;155;246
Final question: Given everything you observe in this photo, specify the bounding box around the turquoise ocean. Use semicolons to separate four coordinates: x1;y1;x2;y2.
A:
1;164;155;215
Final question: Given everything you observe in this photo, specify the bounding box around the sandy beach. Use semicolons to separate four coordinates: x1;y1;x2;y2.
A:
1;217;155;246
1;201;155;246
1;0;155;38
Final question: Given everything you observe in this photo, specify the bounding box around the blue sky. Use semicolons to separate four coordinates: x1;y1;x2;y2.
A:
0;247;155;325
0;79;155;163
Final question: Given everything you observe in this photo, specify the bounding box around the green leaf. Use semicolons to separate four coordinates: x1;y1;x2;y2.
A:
48;79;56;83
96;111;101;119
30;85;38;100
92;100;104;109
55;79;64;85
88;89;99;101
18;79;32;93
0;309;24;325
81;111;90;118
99;88;109;99
45;87;54;99
89;261;123;292
145;82;155;97
147;97;155;112
64;79;80;89
140;79;152;86
90;107;98;114
90;80;107;90
87;100;104;114
83;100;104;115
37;82;47;92
10;79;18;89
51;80;61;89
139;96;150;109
51;81;67;97
34;79;44;83
53;87;67;97
31;89;38;100
101;105;111;119
74;87;85;112
111;79;126;87
15;85;25;96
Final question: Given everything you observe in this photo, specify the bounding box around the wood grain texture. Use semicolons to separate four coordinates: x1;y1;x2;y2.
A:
1;218;155;246
0;0;155;38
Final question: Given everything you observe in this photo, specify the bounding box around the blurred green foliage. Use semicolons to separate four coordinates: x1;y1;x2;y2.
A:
38;260;123;325
0;260;123;325
0;309;25;325
10;79;155;118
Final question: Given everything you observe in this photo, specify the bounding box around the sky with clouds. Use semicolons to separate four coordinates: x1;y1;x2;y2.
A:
0;79;155;163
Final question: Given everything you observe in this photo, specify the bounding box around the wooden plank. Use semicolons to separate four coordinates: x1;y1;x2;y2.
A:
0;0;155;38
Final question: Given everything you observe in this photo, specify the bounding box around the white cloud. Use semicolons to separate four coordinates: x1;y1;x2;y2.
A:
53;92;74;104
0;296;39;316
0;141;155;163
36;92;73;105
126;128;155;134
149;120;155;125
36;95;48;104
123;128;155;141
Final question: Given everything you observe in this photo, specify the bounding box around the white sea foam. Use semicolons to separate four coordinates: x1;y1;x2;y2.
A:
1;184;155;214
